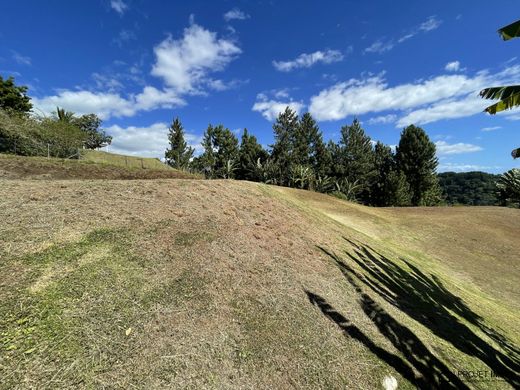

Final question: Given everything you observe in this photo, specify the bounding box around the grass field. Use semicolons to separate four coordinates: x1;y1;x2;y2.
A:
0;175;519;389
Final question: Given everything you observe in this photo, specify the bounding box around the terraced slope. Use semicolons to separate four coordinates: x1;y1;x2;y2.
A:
1;179;518;389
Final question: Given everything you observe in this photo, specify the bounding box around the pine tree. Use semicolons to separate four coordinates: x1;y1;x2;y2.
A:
295;112;330;178
271;107;299;185
371;142;410;206
196;124;239;178
337;119;375;202
237;128;268;181
396;125;441;206
165;117;194;170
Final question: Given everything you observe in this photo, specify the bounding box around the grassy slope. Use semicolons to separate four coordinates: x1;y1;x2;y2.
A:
79;150;171;170
0;153;198;180
0;179;519;389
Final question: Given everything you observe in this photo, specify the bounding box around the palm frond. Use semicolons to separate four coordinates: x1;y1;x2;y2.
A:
480;86;520;114
498;19;520;41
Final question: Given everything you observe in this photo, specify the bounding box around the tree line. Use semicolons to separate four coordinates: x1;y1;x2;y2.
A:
165;107;442;206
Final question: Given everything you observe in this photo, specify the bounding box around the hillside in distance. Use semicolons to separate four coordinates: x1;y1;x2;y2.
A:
1;176;519;389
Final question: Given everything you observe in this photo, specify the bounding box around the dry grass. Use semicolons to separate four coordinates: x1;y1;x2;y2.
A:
0;178;518;389
0;154;199;180
79;150;171;170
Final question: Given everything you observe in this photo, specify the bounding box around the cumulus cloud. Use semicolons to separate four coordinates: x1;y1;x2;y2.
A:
435;141;483;155
33;87;185;120
105;122;203;158
110;0;127;15
309;65;520;125
445;61;461;72
252;93;304;121
273;49;345;72
151;24;241;94
223;8;250;22
33;22;240;119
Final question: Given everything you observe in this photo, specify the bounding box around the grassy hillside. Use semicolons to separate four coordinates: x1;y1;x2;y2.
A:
0;153;198;180
0;179;518;389
79;150;171;170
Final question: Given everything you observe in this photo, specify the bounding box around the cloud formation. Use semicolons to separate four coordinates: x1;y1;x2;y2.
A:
110;0;127;15
444;61;460;72
309;65;520;126
105;122;203;158
223;8;250;22
435;140;483;155
273;49;345;72
151;24;241;94
252;93;304;121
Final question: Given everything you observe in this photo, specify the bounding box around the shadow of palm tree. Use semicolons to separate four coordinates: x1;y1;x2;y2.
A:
324;237;520;388
305;289;467;389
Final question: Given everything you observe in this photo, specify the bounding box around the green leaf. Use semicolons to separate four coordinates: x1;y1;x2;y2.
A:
498;19;520;41
483;91;520;114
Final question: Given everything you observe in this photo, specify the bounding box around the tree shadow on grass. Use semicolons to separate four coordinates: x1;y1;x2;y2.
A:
317;238;520;388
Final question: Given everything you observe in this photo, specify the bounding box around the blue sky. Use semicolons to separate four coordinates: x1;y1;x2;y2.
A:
1;0;520;173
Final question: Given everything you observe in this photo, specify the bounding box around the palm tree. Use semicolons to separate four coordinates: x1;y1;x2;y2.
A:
479;19;520;158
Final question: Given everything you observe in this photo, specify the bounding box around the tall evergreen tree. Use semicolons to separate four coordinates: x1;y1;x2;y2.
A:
165;117;194;169
396;125;441;206
196;124;239;178
337;119;375;202
295;112;330;178
371;142;411;206
271;107;299;185
237;128;268;181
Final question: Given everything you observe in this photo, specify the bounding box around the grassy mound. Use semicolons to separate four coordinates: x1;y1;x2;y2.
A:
0;153;198;180
0;179;518;389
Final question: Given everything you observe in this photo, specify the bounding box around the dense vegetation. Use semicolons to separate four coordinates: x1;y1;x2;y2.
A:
166;110;442;206
438;171;500;206
0;76;111;158
3;74;519;208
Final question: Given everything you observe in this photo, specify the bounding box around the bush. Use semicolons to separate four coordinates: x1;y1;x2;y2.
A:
0;109;86;158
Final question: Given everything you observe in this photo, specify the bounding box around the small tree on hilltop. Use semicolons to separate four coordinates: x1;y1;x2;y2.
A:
396;125;441;206
0;75;32;114
165;117;194;170
237;128;268;181
72;113;112;149
271;107;299;185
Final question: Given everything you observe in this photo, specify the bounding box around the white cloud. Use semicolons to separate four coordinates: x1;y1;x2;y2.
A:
438;163;495;172
420;16;442;32
110;0;127;15
252;93;304;121
435;140;483;155
105;122;203;158
32;87;185;120
33;22;239;119
12;51;31;65
223;8;250;22
367;114;397;125
273;50;344;72
481;126;501;132
364;40;394;54
445;61;460;72
151;24;241;94
309;65;520;125
366;16;442;54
